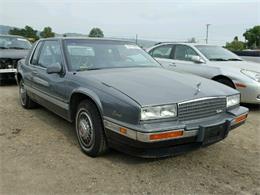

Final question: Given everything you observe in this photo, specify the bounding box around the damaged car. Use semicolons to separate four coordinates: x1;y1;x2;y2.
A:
16;38;248;158
0;35;31;85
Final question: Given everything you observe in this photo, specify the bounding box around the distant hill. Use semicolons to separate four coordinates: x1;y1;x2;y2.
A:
0;24;156;48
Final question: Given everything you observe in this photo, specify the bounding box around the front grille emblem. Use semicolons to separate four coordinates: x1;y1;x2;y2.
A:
194;82;201;95
216;109;223;113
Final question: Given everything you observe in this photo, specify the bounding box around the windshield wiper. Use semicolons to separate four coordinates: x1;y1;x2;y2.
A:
209;58;228;61
0;46;8;49
87;67;104;70
227;58;242;61
8;47;27;50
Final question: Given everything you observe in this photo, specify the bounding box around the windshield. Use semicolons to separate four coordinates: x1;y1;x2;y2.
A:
64;39;161;71
0;36;32;49
195;45;242;61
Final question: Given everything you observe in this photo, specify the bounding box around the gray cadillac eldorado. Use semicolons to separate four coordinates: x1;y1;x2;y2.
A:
16;38;249;158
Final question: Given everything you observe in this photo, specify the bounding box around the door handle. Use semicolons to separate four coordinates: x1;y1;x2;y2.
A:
32;71;39;75
169;62;176;67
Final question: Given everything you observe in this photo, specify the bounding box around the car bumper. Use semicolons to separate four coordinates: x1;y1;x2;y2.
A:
0;69;16;81
237;82;260;104
0;68;17;73
104;106;248;158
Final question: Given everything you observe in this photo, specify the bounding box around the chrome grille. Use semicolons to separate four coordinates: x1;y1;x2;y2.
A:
178;97;226;121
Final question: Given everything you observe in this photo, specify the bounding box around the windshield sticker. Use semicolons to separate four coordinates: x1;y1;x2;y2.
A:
124;44;140;49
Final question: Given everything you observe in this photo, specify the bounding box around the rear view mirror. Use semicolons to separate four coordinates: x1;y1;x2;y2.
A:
190;55;205;63
46;63;62;74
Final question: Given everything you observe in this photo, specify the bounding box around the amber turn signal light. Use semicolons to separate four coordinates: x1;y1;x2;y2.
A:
235;114;247;124
119;127;127;134
235;83;247;88
149;130;183;141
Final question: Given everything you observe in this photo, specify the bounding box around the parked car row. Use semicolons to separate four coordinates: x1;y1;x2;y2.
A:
15;37;250;158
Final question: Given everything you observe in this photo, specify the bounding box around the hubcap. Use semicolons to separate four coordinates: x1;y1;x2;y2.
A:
19;82;26;105
77;111;94;148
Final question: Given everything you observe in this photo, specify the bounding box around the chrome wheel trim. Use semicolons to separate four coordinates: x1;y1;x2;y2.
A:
19;81;26;106
77;111;94;148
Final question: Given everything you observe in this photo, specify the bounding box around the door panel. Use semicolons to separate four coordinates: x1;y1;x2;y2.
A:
170;45;215;78
171;59;213;78
31;40;68;114
155;57;177;70
23;41;43;88
150;44;176;70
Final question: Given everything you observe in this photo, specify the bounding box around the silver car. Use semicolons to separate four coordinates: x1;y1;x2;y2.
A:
147;43;260;104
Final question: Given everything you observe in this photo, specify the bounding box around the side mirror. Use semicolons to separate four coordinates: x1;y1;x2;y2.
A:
190;55;205;63
46;63;62;74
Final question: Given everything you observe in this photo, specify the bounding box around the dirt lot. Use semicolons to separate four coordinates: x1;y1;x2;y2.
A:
0;85;259;195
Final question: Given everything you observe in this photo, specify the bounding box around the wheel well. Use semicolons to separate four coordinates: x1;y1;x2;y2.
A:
212;75;236;89
16;73;22;84
69;93;101;122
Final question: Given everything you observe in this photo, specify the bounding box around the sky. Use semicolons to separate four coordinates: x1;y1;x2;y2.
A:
0;0;259;45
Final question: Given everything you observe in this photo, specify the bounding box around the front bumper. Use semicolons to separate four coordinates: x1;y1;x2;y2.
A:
237;82;260;104
0;69;16;81
104;106;248;158
0;68;17;73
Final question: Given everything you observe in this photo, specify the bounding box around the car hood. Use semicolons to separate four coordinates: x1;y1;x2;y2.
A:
208;60;260;72
84;67;237;106
0;49;29;59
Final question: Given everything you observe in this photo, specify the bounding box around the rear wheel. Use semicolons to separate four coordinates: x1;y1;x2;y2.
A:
216;78;235;89
19;80;37;109
75;100;108;157
0;74;4;86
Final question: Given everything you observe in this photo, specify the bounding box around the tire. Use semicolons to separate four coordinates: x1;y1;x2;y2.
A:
216;78;235;89
75;100;108;157
0;74;4;86
19;79;37;109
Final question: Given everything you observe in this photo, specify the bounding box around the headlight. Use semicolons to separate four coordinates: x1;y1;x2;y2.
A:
226;94;240;108
141;104;177;121
241;69;260;82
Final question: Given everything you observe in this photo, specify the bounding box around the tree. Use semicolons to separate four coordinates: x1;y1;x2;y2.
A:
40;27;55;38
188;37;196;43
9;25;39;42
243;25;260;49
225;36;245;51
88;28;104;38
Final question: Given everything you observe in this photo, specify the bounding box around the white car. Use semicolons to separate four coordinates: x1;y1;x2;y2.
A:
147;43;260;104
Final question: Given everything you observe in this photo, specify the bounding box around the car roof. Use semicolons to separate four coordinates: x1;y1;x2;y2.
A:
40;37;135;44
153;42;219;47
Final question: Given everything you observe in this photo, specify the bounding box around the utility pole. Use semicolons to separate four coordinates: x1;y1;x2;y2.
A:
206;24;211;44
135;34;138;45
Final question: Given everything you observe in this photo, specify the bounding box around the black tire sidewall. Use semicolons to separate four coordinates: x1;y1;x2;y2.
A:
75;100;105;156
19;80;28;108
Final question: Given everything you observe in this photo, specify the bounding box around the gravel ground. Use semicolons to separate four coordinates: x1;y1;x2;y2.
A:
0;85;259;195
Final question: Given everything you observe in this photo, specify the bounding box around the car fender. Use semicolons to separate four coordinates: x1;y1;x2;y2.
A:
210;64;252;84
70;87;104;115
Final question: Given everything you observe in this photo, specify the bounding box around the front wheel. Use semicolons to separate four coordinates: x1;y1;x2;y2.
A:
75;100;108;157
19;80;37;109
